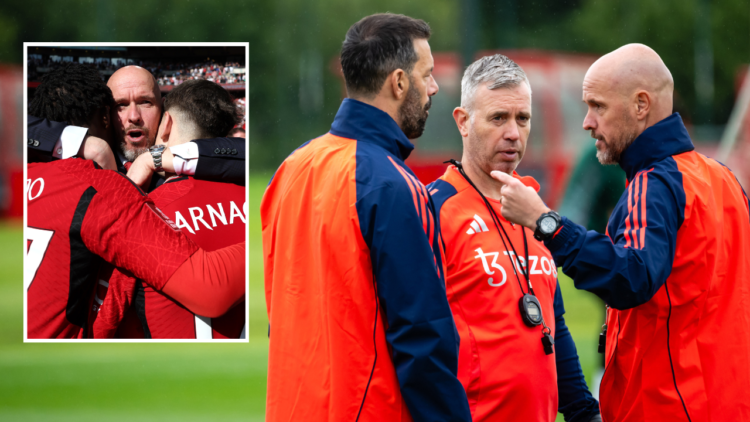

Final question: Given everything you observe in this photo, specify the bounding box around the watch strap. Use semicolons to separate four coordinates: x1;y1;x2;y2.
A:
149;145;166;172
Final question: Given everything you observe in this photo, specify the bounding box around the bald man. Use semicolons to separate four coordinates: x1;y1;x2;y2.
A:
492;43;750;421
108;66;163;161
28;65;247;186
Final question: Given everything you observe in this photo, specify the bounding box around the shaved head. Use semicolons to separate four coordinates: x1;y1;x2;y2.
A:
108;66;161;100
108;66;163;161
582;44;674;164
586;44;673;111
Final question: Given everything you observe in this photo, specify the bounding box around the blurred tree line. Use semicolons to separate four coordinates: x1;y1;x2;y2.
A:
0;0;747;170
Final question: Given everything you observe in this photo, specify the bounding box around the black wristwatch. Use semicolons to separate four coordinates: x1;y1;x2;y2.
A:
534;210;562;241
149;144;166;172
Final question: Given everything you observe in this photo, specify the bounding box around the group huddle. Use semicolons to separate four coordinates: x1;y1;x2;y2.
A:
26;62;247;340
262;13;750;422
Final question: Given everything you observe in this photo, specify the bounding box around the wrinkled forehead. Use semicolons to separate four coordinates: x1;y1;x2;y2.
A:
475;82;532;112
582;68;617;101
109;71;160;100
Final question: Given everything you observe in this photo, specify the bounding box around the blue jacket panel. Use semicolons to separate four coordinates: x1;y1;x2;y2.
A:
545;114;692;310
332;99;471;422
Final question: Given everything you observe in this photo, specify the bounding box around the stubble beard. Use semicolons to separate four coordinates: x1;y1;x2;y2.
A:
117;126;153;162
399;79;431;140
595;116;639;165
120;141;150;162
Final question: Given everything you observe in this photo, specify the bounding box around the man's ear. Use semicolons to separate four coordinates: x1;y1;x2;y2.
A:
453;107;471;138
635;90;651;121
157;111;173;145
390;69;408;101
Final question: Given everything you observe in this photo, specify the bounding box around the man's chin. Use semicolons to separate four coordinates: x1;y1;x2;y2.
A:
121;145;150;162
489;162;519;177
596;148;617;165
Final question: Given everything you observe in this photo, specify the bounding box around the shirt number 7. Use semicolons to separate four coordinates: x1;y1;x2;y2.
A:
25;227;54;290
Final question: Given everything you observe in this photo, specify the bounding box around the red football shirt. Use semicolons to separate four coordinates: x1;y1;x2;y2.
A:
95;176;246;339
431;166;559;422
26;159;198;339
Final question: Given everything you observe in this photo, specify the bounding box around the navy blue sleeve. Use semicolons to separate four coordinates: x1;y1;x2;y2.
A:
545;166;685;310
553;281;600;422
192;137;245;185
357;177;471;422
28;115;71;155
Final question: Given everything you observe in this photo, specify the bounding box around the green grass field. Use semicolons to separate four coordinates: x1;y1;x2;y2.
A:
0;173;603;421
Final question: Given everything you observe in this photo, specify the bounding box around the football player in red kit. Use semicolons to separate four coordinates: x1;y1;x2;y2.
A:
26;63;245;339
93;79;246;339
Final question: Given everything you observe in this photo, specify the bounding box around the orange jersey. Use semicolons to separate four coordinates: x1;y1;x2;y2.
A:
261;99;471;422
547;113;750;421
430;166;597;422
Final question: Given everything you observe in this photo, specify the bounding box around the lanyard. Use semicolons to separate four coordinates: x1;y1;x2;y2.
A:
447;160;555;354
449;159;531;293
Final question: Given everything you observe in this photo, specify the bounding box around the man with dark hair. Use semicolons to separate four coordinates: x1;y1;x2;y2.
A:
340;13;433;139
27;62;117;170
262;13;471;422
93;80;246;339
29;62;114;131
26;63;246;339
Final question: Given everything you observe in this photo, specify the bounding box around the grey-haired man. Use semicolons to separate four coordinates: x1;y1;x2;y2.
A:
427;54;601;422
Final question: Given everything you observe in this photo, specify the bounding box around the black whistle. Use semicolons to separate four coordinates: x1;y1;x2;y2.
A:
542;332;555;355
598;329;607;354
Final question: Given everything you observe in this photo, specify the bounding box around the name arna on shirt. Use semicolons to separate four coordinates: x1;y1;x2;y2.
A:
173;201;247;234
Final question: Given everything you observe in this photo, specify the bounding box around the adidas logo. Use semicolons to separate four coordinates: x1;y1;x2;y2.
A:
466;214;489;235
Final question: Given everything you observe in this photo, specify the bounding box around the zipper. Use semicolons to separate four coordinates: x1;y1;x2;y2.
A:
599;309;620;422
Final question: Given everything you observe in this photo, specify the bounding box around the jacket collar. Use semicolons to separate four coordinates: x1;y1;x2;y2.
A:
618;113;695;181
329;98;415;161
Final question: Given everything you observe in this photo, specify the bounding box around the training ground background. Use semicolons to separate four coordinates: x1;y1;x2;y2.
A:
0;173;601;421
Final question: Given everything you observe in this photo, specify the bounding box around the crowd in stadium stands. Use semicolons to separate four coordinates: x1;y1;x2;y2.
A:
28;57;245;86
157;62;245;86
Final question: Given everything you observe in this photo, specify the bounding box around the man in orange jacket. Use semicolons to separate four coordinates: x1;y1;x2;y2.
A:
428;53;600;422
262;14;471;421
494;43;750;421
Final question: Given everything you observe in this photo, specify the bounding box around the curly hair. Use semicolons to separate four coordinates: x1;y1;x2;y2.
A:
28;62;114;127
164;79;240;138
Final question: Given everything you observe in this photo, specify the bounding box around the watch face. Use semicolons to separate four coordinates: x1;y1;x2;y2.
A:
540;216;557;234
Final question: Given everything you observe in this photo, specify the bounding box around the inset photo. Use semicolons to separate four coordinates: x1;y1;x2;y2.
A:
24;43;248;341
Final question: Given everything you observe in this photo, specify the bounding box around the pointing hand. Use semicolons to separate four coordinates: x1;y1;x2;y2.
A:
490;171;550;231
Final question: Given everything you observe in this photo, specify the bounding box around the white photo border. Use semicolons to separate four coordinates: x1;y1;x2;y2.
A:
23;42;251;344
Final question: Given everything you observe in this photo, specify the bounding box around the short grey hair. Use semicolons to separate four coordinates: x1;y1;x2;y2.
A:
461;54;530;112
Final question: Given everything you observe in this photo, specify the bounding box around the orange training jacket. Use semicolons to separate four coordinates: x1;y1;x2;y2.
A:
545;113;750;421
261;99;471;422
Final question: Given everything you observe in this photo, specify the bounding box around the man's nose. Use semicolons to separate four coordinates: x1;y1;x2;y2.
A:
583;110;596;131
428;75;439;97
126;103;142;124
504;120;520;141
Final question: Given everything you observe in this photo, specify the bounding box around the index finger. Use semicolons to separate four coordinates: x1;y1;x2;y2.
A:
490;170;516;185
